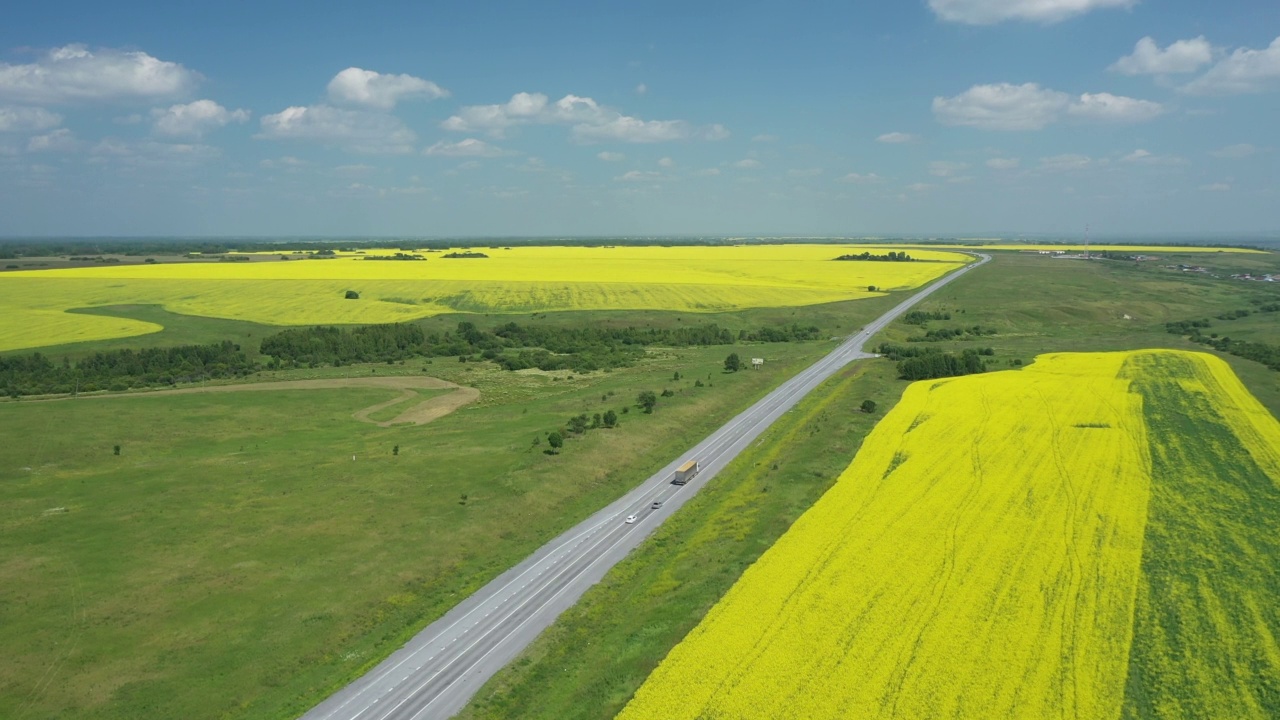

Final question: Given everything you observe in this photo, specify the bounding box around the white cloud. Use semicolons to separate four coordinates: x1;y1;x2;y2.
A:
424;138;508;157
1039;154;1100;172
1067;93;1164;123
0;106;62;132
694;168;721;176
635;83;648;95
787;167;823;177
257;105;416;154
326;67;448;110
615;170;666;182
905;182;934;192
733;158;761;169
573;116;691;143
1200;182;1231;191
751;134;778;142
1211;143;1259;158
443;91;725;143
658;156;675;168
1120;148;1186;165
596;151;625;162
0;45;197;104
836;172;882;184
934;83;1070;130
1183;36;1280;95
934;83;1162;130
1111;36;1214;75
877;131;917;144
928;0;1136;25
27;128;76;152
986;157;1020;169
929;160;969;177
259;156;305;169
151;99;249;137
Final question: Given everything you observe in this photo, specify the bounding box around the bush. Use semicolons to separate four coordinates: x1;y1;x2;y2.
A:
344;290;360;299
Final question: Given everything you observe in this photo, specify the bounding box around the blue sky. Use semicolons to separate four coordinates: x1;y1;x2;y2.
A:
1;0;1277;237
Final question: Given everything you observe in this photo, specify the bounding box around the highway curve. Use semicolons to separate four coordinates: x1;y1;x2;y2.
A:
299;253;991;720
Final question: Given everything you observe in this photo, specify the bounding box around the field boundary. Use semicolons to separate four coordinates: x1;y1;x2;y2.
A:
10;376;480;427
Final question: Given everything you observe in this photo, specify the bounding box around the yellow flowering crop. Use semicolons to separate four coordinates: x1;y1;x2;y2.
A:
0;245;968;351
618;350;1280;720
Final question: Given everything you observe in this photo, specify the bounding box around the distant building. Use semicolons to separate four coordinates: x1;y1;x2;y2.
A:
751;358;764;369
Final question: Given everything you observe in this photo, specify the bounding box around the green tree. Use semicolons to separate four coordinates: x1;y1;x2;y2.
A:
344;290;360;299
602;409;618;428
724;352;742;372
547;432;564;454
637;390;658;414
567;413;589;434
393;444;400;456
860;400;877;414
591;413;602;429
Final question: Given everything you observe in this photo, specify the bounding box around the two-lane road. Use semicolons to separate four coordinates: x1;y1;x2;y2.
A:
301;253;990;720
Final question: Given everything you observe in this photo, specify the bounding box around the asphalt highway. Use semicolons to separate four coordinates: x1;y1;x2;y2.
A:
299;253;990;720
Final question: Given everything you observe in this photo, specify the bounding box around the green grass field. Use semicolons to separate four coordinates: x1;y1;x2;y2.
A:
0;290;906;719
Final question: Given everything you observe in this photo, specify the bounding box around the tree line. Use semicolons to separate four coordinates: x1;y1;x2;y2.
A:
833;251;915;262
260;321;815;374
875;343;991;380
2;342;254;397
1166;303;1280;372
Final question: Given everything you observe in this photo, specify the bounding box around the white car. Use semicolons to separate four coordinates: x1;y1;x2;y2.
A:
625;514;638;524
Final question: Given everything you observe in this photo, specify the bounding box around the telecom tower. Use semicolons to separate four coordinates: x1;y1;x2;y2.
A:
1084;224;1090;260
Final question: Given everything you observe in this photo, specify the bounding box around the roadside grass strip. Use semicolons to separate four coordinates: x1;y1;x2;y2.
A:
618;350;1280;720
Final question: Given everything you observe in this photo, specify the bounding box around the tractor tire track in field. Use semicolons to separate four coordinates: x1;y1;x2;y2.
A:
15;376;480;427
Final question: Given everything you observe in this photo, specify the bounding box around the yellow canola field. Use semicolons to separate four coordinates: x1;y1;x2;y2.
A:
894;243;1267;254
0;245;968;352
619;350;1280;720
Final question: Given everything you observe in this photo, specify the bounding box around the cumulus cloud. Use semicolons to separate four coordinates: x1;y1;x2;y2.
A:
326;67;448;110
877;131;917;143
658;156;675;168
934;83;1069;130
1200;182;1231;191
424;138;508;157
596;151;625;161
0;106;62;132
934;83;1162;130
0;45;197;104
733;158;761;169
787;167;824;177
1111;36;1214;75
1067;92;1165;123
986;157;1020;170
694;168;721;176
27;128;76;152
635;83;648;95
1183;36;1280;95
257;105;416;154
441;91;725;143
151;99;249;137
928;0;1136;25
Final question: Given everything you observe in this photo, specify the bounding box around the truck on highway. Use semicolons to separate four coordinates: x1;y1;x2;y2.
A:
672;459;700;485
